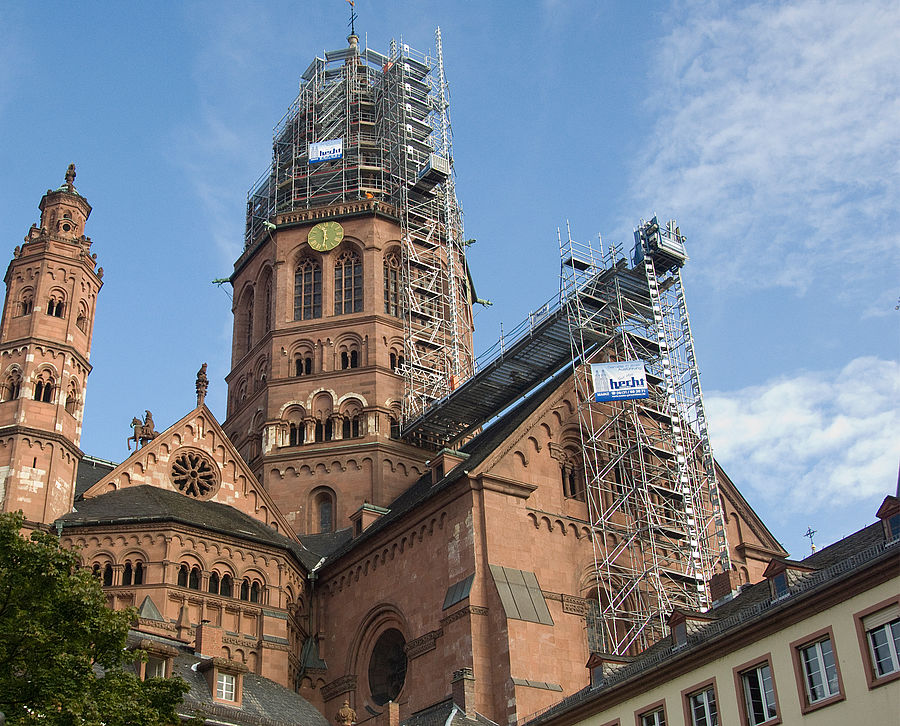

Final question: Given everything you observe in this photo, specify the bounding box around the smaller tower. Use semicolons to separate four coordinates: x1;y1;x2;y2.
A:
0;164;103;527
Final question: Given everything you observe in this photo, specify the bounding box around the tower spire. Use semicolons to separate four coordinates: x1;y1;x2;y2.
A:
347;0;357;38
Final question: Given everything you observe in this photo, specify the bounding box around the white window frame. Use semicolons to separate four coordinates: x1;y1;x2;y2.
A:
640;708;666;726
741;663;778;725
146;656;166;679
800;638;840;703
866;616;900;678
216;671;236;701
687;687;718;726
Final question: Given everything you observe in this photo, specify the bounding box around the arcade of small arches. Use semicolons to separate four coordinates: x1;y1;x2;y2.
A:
89;556;278;607
0;366;80;413
13;286;93;330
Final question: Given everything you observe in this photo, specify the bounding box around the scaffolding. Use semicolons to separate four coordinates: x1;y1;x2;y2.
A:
560;219;729;655
245;29;473;422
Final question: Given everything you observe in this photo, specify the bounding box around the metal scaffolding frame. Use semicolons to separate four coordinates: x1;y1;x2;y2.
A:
560;220;729;655
245;29;472;423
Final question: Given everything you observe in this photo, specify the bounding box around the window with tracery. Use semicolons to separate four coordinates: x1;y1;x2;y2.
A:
289;422;304;446
340;349;360;370
46;295;65;318
64;381;78;415
1;371;21;402
295;355;312;377
18;290;34;316
334;250;362;315
384;252;401;316
294;259;322;320
170;448;221;499
33;373;54;403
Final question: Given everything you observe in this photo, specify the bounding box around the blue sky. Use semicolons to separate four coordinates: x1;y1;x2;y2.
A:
0;1;896;559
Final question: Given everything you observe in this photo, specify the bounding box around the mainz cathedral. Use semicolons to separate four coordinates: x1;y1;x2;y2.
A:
0;28;784;726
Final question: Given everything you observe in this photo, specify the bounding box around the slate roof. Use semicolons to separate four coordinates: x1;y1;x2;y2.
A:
57;485;321;571
522;516;895;726
125;631;328;726
322;367;572;567
299;528;354;560
74;455;116;500
403;696;498;726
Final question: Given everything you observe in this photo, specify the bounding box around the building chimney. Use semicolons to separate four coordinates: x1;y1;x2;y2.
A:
709;569;742;602
195;619;223;658
452;667;476;719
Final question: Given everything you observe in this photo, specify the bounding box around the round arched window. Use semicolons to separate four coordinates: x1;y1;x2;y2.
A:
367;628;407;705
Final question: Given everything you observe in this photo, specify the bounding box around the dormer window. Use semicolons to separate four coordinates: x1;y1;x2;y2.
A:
773;572;788;598
198;657;247;707
217;672;236;701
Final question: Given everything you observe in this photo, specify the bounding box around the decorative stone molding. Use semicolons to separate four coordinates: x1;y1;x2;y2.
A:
170;446;221;500
404;628;443;659
440;605;488;627
321;674;357;701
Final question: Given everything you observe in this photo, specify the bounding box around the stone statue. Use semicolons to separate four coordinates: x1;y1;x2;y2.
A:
196;362;209;407
335;699;356;726
127;410;159;450
65;163;76;188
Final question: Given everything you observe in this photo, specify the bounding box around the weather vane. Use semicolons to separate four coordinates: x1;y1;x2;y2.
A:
803;525;817;554
347;0;357;36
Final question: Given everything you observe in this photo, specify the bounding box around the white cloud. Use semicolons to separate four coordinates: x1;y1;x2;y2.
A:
706;356;900;521
631;0;900;294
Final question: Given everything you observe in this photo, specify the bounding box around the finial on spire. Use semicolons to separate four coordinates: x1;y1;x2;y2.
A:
196;363;209;407
64;163;76;190
803;525;817;554
346;0;358;41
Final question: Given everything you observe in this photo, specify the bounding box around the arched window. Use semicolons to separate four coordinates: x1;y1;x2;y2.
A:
240;579;250;601
340;348;360;370
295;355;312;377
250;581;261;604
263;274;273;333
189;567;201;590
208;572;220;595
1;371;21;402
324;419;333;442
312;489;336;534
221;574;234;598
384;252;401;316
33;373;54;403
134;561;144;585
46;294;65;318
294;259;322;320
64;381;78;415
342;417;351;440
177;564;189;587
243;290;254;353
334;249;362;315
315;421;324;443
18;289;34;316
103;563;113;587
122;562;133;586
289;422;304;446
390;416;401;440
92;563;101;579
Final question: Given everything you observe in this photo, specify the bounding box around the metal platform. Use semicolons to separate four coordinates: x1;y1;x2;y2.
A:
400;263;643;446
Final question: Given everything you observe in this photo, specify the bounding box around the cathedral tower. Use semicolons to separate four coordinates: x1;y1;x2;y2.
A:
0;165;103;527
224;32;475;535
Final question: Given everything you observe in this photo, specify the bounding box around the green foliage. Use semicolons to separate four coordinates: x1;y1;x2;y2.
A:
0;511;188;725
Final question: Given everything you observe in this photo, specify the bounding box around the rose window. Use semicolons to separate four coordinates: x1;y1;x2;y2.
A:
170;448;220;499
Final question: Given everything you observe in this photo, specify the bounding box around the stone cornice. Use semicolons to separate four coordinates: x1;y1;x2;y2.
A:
0;425;83;458
472;472;538;499
0;337;93;373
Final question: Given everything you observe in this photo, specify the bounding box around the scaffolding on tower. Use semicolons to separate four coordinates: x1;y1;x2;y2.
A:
560;219;730;655
243;29;473;426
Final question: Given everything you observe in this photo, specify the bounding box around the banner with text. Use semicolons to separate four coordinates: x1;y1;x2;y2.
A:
309;138;343;164
591;361;649;402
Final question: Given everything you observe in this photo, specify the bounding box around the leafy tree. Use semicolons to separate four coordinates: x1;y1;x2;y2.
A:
0;511;188;725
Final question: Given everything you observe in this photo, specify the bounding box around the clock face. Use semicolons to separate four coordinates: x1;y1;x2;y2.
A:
307;221;344;252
